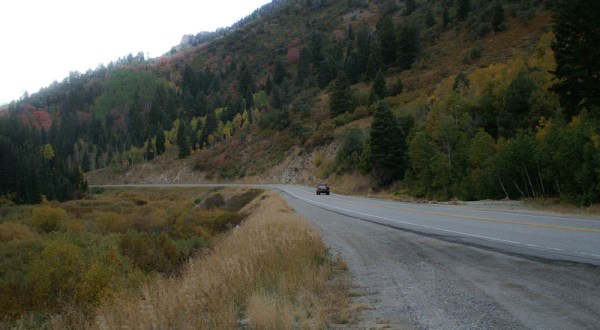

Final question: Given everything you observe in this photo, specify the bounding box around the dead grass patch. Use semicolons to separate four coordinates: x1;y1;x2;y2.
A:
50;191;353;329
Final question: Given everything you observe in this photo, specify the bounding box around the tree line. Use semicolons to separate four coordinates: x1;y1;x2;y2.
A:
1;0;597;205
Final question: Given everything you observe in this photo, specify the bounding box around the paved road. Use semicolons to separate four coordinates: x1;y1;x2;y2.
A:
273;185;600;266
271;185;600;329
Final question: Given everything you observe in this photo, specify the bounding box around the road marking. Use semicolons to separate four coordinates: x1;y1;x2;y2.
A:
316;193;600;234
283;188;600;262
283;188;526;245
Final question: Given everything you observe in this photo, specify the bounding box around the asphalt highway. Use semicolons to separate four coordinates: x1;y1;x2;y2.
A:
274;185;600;266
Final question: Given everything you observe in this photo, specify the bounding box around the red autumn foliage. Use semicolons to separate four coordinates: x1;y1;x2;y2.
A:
287;46;300;64
20;104;52;131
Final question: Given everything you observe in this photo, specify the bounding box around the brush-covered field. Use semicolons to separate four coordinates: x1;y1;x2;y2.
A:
0;187;353;329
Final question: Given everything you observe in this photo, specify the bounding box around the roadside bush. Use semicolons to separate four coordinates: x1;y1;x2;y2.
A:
32;205;68;233
203;211;247;234
116;191;149;206
0;239;43;318
27;239;85;310
92;211;128;234
0;222;37;241
119;232;180;273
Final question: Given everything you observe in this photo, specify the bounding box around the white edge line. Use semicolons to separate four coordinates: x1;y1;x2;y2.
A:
282;187;600;261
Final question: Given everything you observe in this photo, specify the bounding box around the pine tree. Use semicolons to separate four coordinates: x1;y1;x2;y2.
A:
371;70;387;101
145;138;155;160
442;6;450;28
155;130;166;155
309;31;324;69
425;8;436;28
378;15;397;66
397;24;420;70
296;47;312;88
457;0;471;21
366;37;383;80
177;120;191;159
355;26;371;77
403;0;417;16
329;72;354;117
273;59;287;86
551;0;600;116
81;152;91;172
491;1;506;32
370;102;407;185
238;63;255;110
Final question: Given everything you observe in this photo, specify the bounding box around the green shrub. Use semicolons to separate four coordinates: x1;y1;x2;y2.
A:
32;205;68;233
0;239;43;318
204;211;247;234
27;239;85;310
119;232;180;273
0;222;37;241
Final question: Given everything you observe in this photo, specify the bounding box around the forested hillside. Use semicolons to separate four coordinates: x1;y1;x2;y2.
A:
1;0;598;205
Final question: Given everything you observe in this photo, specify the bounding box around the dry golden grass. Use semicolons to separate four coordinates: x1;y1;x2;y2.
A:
51;191;352;329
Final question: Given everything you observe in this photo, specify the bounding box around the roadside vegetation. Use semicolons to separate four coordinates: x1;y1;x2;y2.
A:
1;187;352;328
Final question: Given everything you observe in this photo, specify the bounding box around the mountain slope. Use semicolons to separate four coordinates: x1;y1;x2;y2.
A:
3;0;599;205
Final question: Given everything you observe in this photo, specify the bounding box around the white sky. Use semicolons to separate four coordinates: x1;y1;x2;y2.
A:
0;0;272;105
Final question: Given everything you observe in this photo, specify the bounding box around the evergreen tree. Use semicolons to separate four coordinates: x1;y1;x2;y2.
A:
155;129;166;155
366;37;383;80
491;1;506;32
498;69;536;136
442;6;450;28
457;0;471;21
344;51;360;84
200;110;218;147
182;64;199;96
355;26;371;77
397;24;420;70
453;71;470;94
319;56;338;88
407;128;435;197
145;138;155;161
403;0;417;16
270;85;285;110
370;102;407;185
149;88;165;127
182;87;195;118
273;59;287;86
329;72;354;117
177;120;191;159
425;8;436;28
296;47;312;88
309;31;324;69
238;63;255;110
378;15;397;66
195;92;208;117
81;152;91;172
551;0;600;117
371;70;387;101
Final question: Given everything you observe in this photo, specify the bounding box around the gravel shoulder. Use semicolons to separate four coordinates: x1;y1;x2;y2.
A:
281;193;600;329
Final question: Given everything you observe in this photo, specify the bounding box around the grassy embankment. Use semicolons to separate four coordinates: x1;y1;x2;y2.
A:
1;187;353;329
81;190;353;329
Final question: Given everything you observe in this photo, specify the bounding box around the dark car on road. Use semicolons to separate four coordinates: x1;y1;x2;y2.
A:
316;184;330;195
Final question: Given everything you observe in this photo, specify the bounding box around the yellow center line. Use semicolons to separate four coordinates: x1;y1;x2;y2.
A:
324;195;600;234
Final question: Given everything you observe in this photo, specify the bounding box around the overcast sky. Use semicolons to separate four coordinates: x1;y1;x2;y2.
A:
0;0;272;105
